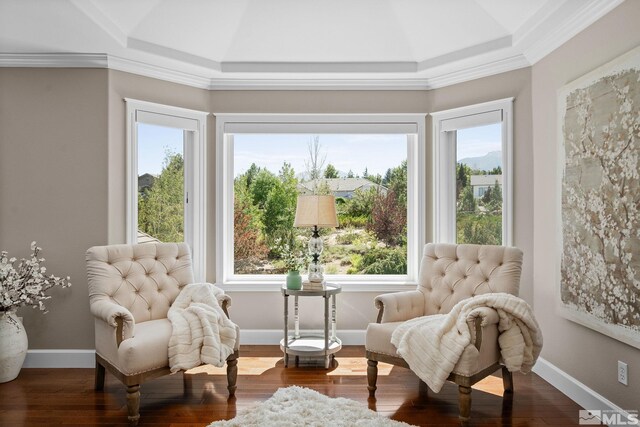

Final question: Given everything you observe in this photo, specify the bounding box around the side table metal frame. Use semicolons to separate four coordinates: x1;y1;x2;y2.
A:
281;283;342;369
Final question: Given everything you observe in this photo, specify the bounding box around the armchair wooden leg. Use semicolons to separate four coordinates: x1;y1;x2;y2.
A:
367;359;378;397
419;380;429;398
458;385;472;423
183;372;193;397
502;366;514;394
94;359;105;391
226;356;238;397
126;385;140;426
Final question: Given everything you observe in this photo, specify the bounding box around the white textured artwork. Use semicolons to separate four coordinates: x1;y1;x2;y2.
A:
558;46;640;349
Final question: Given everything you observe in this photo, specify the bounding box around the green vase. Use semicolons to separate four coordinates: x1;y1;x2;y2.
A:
286;270;302;290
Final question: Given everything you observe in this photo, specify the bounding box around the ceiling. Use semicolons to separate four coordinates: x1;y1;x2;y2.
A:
0;0;623;89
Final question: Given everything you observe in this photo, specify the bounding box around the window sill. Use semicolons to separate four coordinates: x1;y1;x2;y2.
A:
218;281;418;293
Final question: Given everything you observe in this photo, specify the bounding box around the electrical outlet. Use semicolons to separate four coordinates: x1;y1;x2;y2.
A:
618;361;628;386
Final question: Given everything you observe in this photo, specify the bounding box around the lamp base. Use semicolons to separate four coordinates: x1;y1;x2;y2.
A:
307;225;324;284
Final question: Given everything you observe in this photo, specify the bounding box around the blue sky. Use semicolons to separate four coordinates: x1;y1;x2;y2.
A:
137;122;502;176
138;123;183;175
456;123;501;161
234;134;407;177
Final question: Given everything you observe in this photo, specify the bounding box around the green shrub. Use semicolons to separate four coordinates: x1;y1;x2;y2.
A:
337;232;359;245
456;213;502;245
346;254;363;274
338;215;368;228
325;264;339;274
358;246;407;275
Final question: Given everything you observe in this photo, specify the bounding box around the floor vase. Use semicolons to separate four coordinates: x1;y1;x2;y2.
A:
0;311;28;383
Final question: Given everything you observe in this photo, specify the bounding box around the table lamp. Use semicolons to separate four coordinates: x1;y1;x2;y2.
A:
293;195;339;283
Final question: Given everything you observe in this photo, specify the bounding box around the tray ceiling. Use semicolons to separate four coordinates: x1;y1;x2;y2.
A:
0;0;624;89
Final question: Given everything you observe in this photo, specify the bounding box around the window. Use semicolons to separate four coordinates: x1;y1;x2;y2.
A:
126;99;207;280
432;98;513;246
215;114;426;290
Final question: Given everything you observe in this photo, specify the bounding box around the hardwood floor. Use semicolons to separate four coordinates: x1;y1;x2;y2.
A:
0;346;582;427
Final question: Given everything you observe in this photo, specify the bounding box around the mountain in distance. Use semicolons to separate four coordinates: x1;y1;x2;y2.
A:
458;151;502;171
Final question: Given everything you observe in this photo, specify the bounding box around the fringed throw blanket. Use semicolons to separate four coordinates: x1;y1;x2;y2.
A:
168;283;237;373
391;293;543;392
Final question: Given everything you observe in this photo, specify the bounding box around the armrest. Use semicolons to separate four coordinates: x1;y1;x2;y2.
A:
219;294;231;318
466;306;499;327
374;290;425;323
89;299;135;345
466;307;500;350
206;282;232;318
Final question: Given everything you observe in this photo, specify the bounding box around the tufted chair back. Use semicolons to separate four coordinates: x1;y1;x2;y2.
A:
419;243;523;315
87;243;194;323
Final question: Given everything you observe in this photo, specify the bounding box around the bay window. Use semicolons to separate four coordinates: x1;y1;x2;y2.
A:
432;98;513;246
215;114;426;290
125;99;207;281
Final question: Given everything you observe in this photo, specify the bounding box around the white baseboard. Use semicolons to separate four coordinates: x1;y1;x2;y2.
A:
533;357;635;426
239;329;366;345
23;349;95;368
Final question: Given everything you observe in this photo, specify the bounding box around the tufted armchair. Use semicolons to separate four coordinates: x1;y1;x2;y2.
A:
86;243;239;425
366;243;523;423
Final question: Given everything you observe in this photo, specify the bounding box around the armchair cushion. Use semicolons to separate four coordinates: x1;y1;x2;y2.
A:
95;317;240;376
94;318;171;375
118;319;173;375
366;321;404;357
366;319;500;377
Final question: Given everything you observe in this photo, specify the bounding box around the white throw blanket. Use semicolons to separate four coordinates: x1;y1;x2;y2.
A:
168;283;237;373
390;293;542;393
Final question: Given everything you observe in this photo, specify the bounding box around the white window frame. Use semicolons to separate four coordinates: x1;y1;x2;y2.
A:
214;113;426;292
432;98;513;246
125;99;208;281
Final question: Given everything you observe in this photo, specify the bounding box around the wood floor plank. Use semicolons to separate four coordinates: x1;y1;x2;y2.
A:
0;346;583;427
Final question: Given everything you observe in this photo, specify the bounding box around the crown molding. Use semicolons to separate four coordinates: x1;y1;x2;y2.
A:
0;52;532;90
206;78;430;90
523;0;624;64
220;61;418;73
0;53;108;68
426;54;531;89
106;55;212;89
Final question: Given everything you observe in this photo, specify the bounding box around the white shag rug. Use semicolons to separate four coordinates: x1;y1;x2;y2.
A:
208;386;415;427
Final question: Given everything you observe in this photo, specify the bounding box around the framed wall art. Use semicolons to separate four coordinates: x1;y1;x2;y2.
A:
557;45;640;349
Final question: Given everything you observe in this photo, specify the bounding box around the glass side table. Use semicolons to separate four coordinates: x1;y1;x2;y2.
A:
280;283;342;369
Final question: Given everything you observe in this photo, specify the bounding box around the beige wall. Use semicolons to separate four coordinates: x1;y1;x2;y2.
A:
532;0;640;410
0;61;531;350
0;68;109;348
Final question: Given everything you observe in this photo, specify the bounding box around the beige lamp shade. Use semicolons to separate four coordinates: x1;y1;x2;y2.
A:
294;195;339;228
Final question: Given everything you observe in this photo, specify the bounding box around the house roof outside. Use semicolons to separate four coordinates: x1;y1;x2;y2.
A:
298;178;386;195
470;174;502;187
138;173;156;192
137;230;161;244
